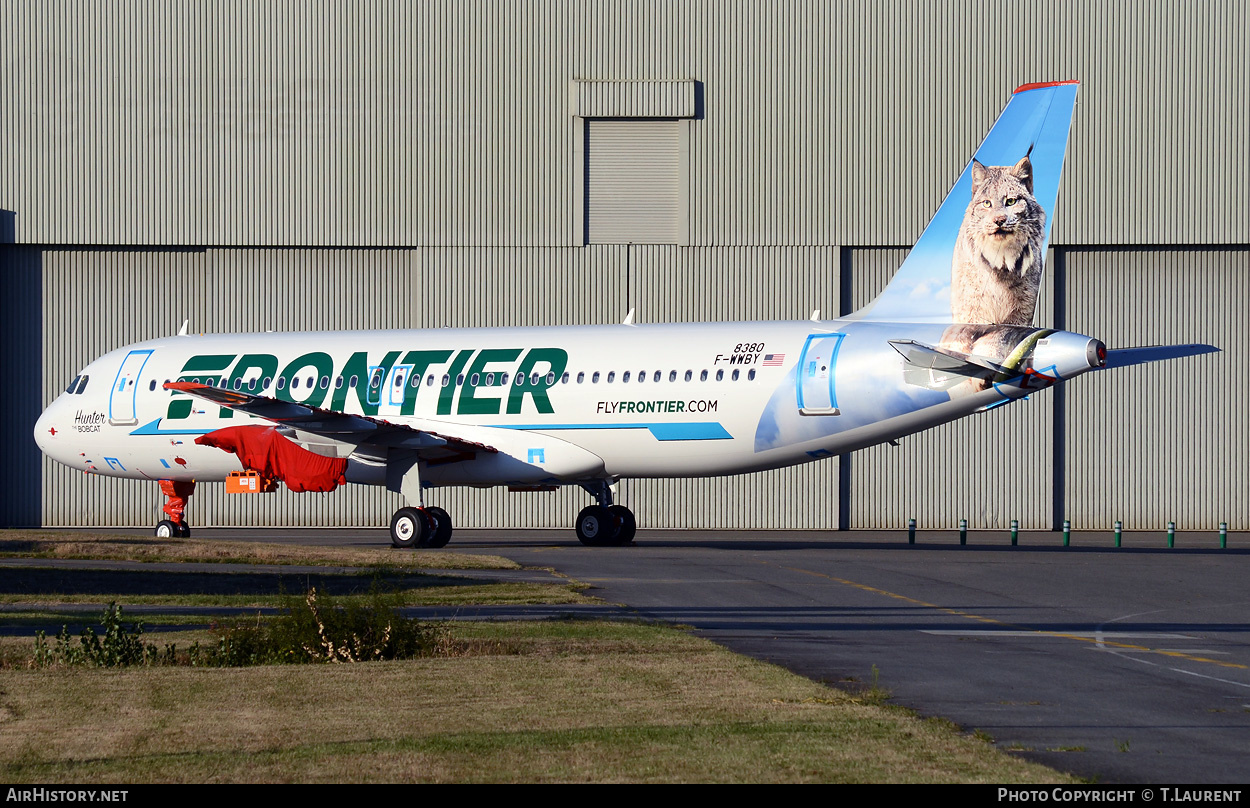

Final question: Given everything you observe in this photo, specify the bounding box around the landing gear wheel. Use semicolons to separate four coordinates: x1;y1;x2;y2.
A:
176;523;191;539
155;520;177;538
575;505;620;546
608;505;636;545
390;507;431;549
425;506;453;549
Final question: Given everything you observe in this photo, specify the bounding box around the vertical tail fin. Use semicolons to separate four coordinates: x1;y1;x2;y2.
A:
854;81;1079;323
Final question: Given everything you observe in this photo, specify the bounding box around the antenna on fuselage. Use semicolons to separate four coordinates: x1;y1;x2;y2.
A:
177;320;189;336
622;308;636;326
810;309;821;322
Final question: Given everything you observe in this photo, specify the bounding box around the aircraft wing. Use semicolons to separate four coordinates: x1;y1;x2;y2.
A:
1102;344;1220;369
163;382;498;459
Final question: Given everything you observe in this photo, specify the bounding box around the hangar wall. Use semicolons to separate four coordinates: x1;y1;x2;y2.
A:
3;0;1246;530
2;1;1246;247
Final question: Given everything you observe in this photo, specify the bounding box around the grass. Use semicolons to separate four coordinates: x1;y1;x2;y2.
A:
0;529;518;570
0;621;1075;784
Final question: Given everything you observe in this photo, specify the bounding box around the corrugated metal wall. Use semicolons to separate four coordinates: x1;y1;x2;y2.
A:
1062;248;1248;530
3;1;1245;246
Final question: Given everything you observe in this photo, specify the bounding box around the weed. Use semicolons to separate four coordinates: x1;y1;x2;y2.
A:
29;586;457;668
32;603;160;668
1114;738;1131;753
973;728;994;744
189;585;457;666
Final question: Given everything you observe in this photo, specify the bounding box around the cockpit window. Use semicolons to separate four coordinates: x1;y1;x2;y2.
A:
74;375;89;395
65;376;81;394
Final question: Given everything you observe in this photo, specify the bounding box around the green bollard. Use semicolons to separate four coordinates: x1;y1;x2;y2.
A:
1220;521;1228;549
1010;519;1019;546
959;518;967;546
908;518;916;545
1114;520;1122;548
1062;519;1070;547
1167;521;1175;548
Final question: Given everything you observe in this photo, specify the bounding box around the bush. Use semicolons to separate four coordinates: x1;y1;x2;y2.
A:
33;603;169;668
32;587;455;668
190;585;456;666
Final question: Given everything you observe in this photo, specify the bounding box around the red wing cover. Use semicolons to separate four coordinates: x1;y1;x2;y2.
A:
196;425;347;493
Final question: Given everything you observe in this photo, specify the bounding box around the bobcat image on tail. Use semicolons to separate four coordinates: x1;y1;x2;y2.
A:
941;155;1047;390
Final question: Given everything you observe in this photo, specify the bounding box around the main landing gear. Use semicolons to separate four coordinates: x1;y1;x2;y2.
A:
574;482;636;547
389;506;453;549
155;480;195;538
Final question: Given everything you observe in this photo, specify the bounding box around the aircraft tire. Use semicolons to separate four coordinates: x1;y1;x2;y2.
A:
390;507;430;549
608;505;636;545
575;505;619;546
155;520;177;539
425;507;453;548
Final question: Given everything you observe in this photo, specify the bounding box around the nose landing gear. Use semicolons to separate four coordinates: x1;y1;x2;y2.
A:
156;480;195;538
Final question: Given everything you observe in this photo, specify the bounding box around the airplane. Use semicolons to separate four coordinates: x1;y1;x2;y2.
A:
32;81;1216;548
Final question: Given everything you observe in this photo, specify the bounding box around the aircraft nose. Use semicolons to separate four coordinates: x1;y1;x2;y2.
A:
34;399;65;456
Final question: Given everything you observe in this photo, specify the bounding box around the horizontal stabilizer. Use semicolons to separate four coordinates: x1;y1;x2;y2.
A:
1102;344;1220;369
889;339;1008;376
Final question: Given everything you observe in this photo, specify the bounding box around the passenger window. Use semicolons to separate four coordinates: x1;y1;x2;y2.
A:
350;376;358;389
700;370;708;381
335;376;344;389
149;380;156;391
607;371;615;383
514;374;524;386
456;374;465;386
732;369;740;381
531;373;540;385
485;373;494;386
277;377;287;390
561;372;570;384
623;371;631;383
716;370;724;381
263;377;271;389
394;375;403;388
426;374;435;386
441;375;450;387
684;370;692;382
748;369;756;380
319;376;329;389
470;373;480;386
669;370;677;382
577;372;585;384
370;371;382;388
653;371;661;382
411;373;420;388
639;370;646;383
592;371;600;383
546;372;555;385
292;377;300;390
306;376;314;389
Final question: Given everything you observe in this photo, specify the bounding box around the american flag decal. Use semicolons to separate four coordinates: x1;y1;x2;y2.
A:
763;353;785;366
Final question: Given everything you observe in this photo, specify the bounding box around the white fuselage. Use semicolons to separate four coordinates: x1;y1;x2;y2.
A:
34;318;1103;492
